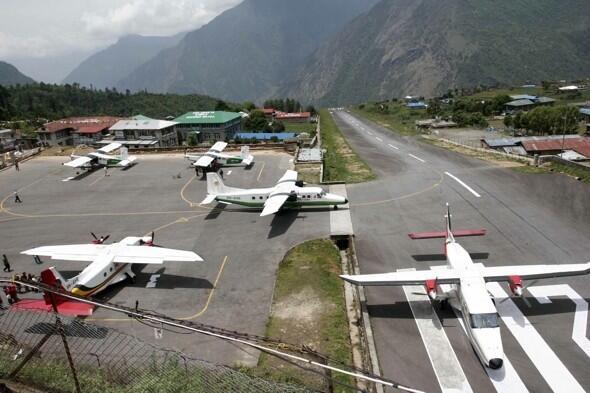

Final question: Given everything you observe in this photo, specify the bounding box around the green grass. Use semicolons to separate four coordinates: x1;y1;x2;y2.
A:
320;109;375;183
283;122;317;136
251;239;355;392
351;103;425;136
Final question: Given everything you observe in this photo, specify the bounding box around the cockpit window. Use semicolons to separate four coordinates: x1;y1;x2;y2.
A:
470;313;499;329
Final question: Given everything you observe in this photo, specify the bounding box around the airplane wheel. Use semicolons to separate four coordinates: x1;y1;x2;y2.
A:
439;299;448;310
334;205;339;210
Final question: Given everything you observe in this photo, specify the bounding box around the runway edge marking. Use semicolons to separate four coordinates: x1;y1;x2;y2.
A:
528;284;590;357
400;268;473;393
487;283;585;393
408;154;426;163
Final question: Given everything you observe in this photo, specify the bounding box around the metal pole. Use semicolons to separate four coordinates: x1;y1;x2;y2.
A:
561;115;567;157
48;293;82;393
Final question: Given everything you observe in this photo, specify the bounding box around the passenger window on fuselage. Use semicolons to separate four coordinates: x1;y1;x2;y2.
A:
259;196;263;199
252;196;255;200
104;272;107;277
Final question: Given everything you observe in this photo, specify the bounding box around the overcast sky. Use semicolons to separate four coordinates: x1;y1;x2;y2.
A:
0;0;242;81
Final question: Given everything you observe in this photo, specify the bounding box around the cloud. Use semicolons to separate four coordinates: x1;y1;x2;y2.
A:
81;0;241;39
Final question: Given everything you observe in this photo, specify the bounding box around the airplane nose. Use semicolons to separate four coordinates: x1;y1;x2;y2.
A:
488;358;503;369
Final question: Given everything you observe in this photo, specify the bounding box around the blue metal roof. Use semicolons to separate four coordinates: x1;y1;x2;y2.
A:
406;102;427;108
235;132;296;140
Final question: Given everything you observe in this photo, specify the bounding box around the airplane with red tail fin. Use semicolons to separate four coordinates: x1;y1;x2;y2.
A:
340;203;590;370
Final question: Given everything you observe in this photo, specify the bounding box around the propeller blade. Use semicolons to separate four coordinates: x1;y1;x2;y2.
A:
151;231;155;242
103;235;110;242
91;232;98;240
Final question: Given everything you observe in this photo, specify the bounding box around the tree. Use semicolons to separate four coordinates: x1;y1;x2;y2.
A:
513;112;522;130
215;100;231;111
244;110;268;131
305;105;316;115
503;114;513;129
426;99;441;117
243;101;256;111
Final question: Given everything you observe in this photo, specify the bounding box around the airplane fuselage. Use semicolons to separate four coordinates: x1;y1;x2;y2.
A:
439;241;504;369
187;152;248;167
215;186;347;209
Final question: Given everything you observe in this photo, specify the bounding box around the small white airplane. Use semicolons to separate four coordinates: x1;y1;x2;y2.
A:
201;170;347;216
64;142;137;170
185;142;254;169
340;204;590;370
17;233;202;315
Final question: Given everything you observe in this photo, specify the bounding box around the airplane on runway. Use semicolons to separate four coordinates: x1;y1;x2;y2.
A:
185;142;254;169
64;142;137;170
16;233;202;315
340;204;590;370
201;169;348;216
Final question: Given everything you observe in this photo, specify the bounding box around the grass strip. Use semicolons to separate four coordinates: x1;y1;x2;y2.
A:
320;109;374;183
246;239;355;392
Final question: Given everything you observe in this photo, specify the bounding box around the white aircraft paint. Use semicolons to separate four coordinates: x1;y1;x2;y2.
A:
408;154;426;163
444;172;481;198
528;284;590;357
434;274;529;393
487;283;585;393
401;268;474;393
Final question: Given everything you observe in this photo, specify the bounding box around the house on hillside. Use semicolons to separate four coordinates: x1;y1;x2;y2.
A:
504;96;555;113
274;111;312;123
406;102;428;110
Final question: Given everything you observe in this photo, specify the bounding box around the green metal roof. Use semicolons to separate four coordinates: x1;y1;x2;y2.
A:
174;111;241;124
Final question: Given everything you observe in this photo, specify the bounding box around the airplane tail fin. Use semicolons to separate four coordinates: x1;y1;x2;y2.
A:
445;203;454;242
206;172;227;195
240;145;249;158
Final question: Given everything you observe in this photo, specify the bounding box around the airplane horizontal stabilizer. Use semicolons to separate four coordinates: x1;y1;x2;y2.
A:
409;229;486;239
242;155;254;166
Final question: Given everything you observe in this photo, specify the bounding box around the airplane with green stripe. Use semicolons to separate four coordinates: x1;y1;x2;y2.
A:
186;142;254;168
201;170;347;216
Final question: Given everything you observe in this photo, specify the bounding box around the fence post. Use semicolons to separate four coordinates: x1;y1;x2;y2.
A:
48;292;82;393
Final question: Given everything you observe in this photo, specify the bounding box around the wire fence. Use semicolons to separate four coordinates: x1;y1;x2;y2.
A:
0;306;313;393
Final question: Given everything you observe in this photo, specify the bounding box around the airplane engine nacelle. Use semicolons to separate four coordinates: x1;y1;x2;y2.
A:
425;279;437;300
508;275;523;297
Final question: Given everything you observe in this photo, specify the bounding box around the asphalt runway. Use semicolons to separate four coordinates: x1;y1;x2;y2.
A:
332;110;590;393
0;151;330;366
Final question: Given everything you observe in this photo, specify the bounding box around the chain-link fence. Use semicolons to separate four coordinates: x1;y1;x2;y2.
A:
0;307;312;393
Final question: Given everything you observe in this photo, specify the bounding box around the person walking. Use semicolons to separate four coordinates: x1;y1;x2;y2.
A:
219;168;224;179
104;166;109;176
14;160;19;171
2;255;10;272
13;191;22;204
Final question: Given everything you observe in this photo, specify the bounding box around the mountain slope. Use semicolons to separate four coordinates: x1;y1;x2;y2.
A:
119;0;378;102
284;0;590;105
0;61;35;86
63;33;185;89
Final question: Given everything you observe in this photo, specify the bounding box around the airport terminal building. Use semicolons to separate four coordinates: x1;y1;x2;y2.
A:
108;115;178;148
174;111;242;143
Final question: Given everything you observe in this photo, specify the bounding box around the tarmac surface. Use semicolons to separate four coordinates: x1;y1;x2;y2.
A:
0;151;331;366
332;110;590;393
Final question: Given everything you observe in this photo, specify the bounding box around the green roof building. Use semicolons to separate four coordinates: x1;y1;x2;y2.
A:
174;111;242;143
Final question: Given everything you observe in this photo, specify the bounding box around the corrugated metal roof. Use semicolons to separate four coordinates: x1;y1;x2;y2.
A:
502;146;528;155
510;94;537;100
483;138;520;147
174;111;241;124
110;119;177;131
521;137;590;157
580;108;590;116
74;125;108;134
41;116;121;133
235;132;296;140
506;99;534;107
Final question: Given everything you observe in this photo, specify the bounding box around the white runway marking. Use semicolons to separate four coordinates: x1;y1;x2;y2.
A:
388;144;399;150
408;154;426;163
367;132;373;136
432;270;529;393
62;177;75;182
401;268;473;393
488;283;585;393
444;172;481;198
146;274;161;288
376;137;383;142
528;285;590;357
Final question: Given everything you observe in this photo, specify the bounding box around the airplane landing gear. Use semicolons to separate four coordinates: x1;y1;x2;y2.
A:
333;205;339;210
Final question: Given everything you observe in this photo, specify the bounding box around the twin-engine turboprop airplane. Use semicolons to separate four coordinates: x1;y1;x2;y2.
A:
201;170;348;216
340;204;590;370
64;142;137;169
19;233;202;310
185;142;254;169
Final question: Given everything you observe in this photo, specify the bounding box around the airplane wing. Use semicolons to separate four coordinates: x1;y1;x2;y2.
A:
112;245;203;264
210;141;228;152
21;244;109;262
195;155;215;168
242;155;254;166
478;263;590;282
64;156;93;168
260;170;298;217
340;268;461;286
97;142;122;153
